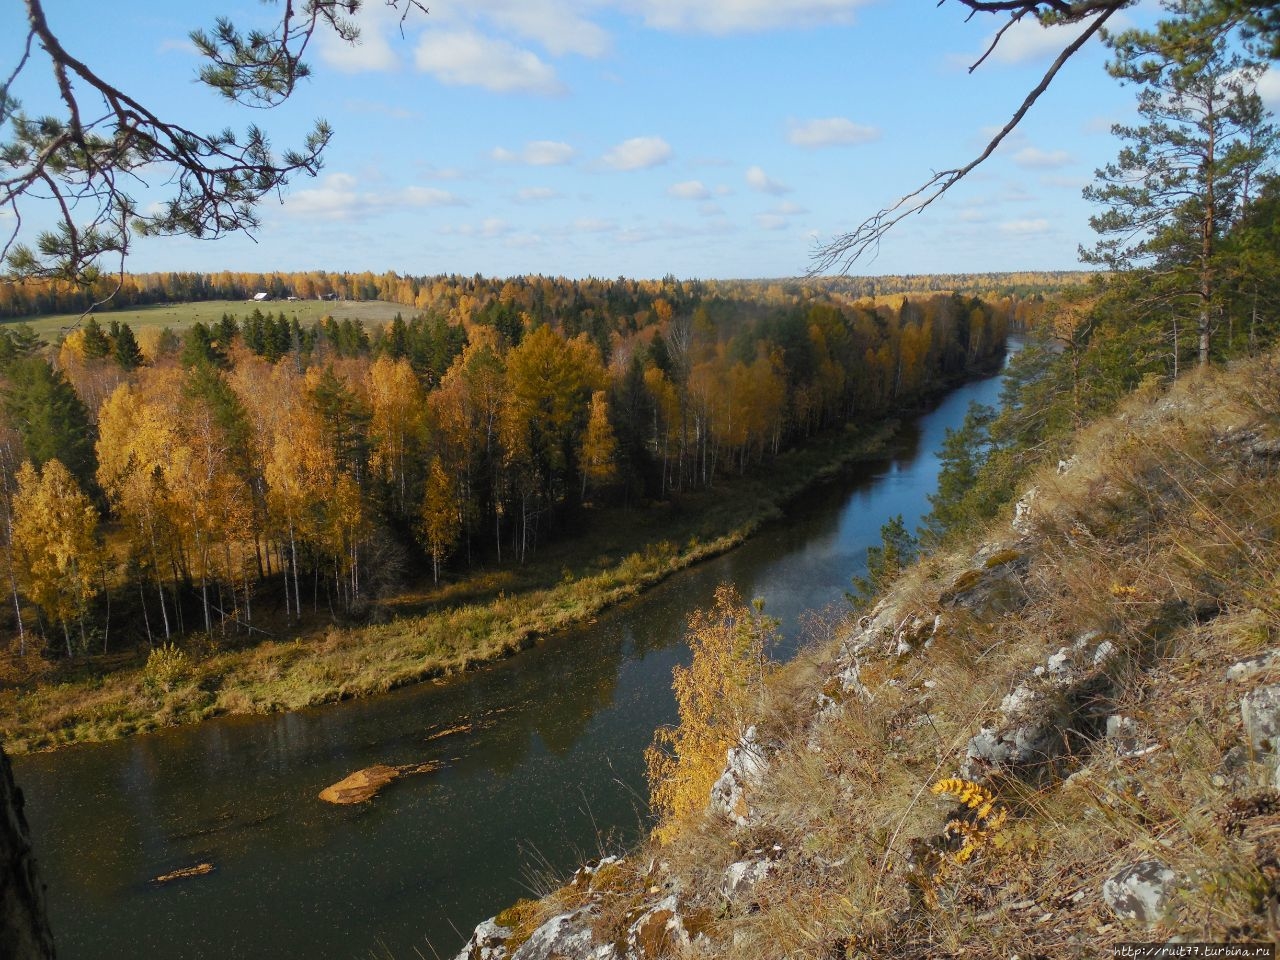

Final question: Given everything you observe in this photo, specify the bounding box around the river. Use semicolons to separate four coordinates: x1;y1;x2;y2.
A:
14;348;1015;960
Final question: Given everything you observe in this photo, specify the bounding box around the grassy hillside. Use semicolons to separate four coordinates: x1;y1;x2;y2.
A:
454;349;1280;958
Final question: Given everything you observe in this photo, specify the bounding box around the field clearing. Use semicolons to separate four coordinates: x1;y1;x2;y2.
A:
5;299;410;341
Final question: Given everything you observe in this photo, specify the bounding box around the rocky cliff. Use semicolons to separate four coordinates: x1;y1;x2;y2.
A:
453;354;1280;959
0;746;56;959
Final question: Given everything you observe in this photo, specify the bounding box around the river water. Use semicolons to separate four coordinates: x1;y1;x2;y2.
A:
14;351;1014;960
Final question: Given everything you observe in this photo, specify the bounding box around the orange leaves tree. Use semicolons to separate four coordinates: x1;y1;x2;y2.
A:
500;325;606;556
645;584;777;842
419;458;460;585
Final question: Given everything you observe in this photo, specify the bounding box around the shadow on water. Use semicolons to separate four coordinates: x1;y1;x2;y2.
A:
15;347;1016;960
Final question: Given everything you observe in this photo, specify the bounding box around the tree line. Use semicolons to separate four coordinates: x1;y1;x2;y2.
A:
0;269;1068;323
0;280;1011;658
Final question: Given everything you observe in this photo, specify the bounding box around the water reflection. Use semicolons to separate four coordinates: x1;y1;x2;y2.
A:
16;354;1014;960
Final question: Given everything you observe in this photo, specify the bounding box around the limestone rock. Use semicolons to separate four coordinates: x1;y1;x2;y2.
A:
1102;860;1176;923
1106;715;1158;759
1241;685;1280;755
962;634;1120;780
512;908;615;960
1227;651;1280;683
721;859;773;900
453;918;515;960
709;726;769;826
625;894;698;959
939;560;1029;619
1012;486;1039;535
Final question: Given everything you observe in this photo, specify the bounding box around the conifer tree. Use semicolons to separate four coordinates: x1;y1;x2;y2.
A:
1082;0;1277;367
111;322;143;370
0;356;96;491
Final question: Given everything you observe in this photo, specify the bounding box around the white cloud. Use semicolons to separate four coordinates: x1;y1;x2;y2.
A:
787;117;879;148
429;0;610;57
415;30;563;94
602;136;673;170
403;186;464;205
574;217;617;233
668;180;711;200
974;16;1084;66
493;140;575;165
284;173;465;220
755;213;789;231
1013;146;1073;169
771;200;807;215
998;218;1050;235
745;165;791;195
957;209;989;224
317;3;402;72
516;187;561;201
1258;67;1280;109
633;0;871;34
698;201;725;216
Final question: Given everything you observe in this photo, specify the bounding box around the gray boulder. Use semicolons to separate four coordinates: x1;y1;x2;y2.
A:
1102;860;1176;923
709;726;769;826
1241;685;1280;754
625;894;696;959
453;918;514;960
1228;652;1280;684
512;908;615;960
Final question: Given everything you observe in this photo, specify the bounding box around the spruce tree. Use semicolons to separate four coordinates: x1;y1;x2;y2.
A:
112;322;143;370
0;357;96;491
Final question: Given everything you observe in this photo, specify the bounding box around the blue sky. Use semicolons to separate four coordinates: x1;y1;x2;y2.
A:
7;0;1278;279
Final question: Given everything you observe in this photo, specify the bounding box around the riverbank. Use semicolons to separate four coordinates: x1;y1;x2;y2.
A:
448;348;1280;960
0;408;910;754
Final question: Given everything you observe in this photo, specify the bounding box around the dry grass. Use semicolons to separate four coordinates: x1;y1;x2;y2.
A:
538;348;1280;960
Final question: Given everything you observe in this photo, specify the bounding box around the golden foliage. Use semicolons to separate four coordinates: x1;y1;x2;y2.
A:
11;459;103;649
645;584;777;843
931;778;1009;866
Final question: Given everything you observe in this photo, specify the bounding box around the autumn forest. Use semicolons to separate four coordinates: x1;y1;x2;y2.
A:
0;272;1020;664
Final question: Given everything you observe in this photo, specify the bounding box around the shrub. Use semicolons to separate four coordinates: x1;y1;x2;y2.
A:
144;643;189;693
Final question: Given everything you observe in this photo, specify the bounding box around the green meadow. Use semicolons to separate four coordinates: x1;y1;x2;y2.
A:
5;299;409;341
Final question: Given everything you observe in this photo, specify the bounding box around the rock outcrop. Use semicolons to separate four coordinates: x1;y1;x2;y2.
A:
0;746;56;959
708;726;769;826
